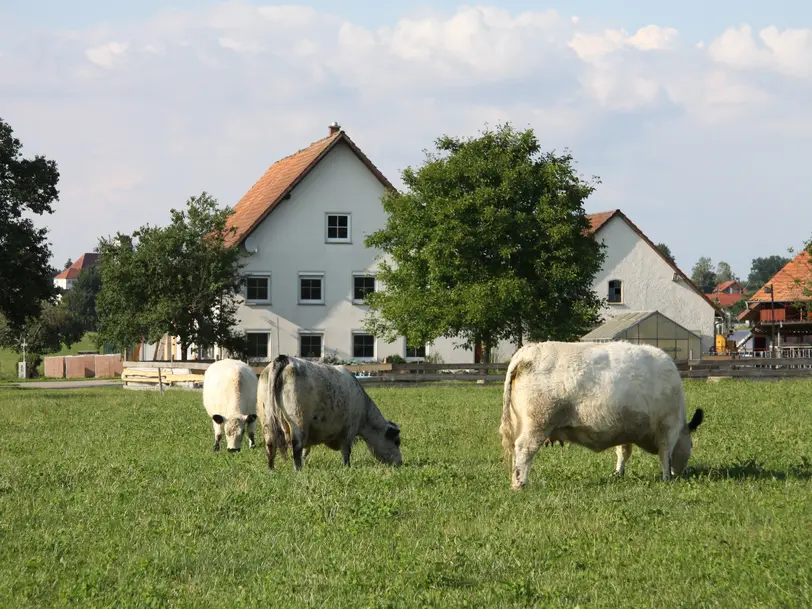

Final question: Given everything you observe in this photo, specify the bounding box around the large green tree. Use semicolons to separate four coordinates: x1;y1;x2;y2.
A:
96;193;248;360
656;242;675;265
0;117;60;330
748;255;790;288
715;261;737;284
363;122;607;361
691;257;717;293
61;264;102;332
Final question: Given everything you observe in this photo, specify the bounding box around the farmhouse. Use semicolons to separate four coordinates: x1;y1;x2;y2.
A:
53;253;99;293
143;126;720;364
737;249;812;356
583;210;723;358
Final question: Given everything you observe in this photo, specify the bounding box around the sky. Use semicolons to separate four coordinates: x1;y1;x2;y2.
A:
2;1;811;280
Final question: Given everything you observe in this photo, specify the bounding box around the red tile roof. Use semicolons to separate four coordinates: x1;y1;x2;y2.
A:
224;128;395;247
712;293;745;308
714;280;741;293
55;253;100;280
746;250;812;303
586;209;723;315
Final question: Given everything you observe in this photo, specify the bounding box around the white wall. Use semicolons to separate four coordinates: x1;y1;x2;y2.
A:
591;215;717;353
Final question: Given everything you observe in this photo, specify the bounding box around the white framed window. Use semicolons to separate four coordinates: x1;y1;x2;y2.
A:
352;273;375;304
299;332;323;359
608;279;622;304
352;332;375;359
299;272;325;305
245;332;270;359
405;343;427;359
245;273;271;304
325;213;351;243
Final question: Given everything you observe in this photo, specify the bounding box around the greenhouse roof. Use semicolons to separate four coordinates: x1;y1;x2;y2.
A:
580;311;701;342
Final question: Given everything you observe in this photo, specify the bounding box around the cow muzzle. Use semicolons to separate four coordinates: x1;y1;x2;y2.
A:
227;448;240;453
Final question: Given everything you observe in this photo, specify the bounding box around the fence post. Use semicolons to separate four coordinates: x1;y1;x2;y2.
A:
158;367;164;396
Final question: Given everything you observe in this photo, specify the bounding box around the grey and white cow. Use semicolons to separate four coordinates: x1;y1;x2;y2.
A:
202;358;258;453
500;340;704;490
257;354;402;470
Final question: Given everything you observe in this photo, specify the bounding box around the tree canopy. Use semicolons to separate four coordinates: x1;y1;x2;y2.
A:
96;192;249;360
61;265;102;332
363;122;607;360
715;261;737;284
748;255;790;287
691;257;717;293
656;242;675;265
0;117;60;330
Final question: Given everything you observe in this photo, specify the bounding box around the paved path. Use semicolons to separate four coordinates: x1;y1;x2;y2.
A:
10;380;123;390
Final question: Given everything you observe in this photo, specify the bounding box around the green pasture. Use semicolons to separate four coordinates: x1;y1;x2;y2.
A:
0;381;810;607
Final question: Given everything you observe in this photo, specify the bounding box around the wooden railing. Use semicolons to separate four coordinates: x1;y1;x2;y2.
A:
121;357;812;390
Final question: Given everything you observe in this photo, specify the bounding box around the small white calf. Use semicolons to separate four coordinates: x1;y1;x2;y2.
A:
202;358;258;453
500;340;704;490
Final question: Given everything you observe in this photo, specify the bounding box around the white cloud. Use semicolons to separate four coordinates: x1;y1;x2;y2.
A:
708;24;812;78
0;3;810;276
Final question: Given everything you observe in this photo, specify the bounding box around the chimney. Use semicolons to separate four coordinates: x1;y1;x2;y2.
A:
329;121;341;136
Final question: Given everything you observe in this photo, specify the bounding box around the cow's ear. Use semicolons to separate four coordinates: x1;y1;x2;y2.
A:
246;414;257;423
688;408;704;432
212;414;225;425
385;422;400;440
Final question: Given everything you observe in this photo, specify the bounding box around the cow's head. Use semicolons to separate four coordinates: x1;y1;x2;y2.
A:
365;420;403;466
670;408;704;474
212;413;258;452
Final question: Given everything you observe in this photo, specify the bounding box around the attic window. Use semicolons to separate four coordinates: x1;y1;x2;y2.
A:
326;213;351;243
608;279;622;303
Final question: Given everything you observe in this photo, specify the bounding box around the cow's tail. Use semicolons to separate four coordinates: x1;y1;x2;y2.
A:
500;354;522;469
267;354;294;460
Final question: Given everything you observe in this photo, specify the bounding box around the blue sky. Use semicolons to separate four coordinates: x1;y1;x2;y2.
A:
1;1;811;279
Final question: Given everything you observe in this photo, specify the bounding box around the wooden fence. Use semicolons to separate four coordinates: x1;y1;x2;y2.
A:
121;357;812;391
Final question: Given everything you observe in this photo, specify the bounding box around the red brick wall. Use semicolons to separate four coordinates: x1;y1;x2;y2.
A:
94;354;122;378
65;355;95;378
43;357;66;378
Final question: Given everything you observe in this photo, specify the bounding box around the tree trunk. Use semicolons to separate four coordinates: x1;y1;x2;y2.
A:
180;340;188;362
484;340;492;366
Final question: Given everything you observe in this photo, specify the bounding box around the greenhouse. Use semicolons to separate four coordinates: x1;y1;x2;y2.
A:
580;311;702;362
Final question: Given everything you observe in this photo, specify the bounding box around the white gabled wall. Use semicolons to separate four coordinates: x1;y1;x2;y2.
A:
591;215;717;353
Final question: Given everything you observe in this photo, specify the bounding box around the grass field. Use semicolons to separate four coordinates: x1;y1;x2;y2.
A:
1;380;810;607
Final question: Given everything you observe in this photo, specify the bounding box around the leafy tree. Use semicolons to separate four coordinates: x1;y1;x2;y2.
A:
748;255;790;287
691;257;717;293
363;122;607;362
61;265;102;332
656;242;675;265
63;258;73;270
96;192;248;361
0;302;84;377
0;117;60;330
715;261;737;284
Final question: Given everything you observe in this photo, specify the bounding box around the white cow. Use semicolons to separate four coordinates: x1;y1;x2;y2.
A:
257;354;402;470
500;340;704;490
202;358;258;453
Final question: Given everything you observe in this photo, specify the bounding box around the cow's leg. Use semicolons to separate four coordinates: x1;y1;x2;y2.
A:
212;419;224;452
613;444;633;476
247;417;257;449
302;447;311;461
341;440;352;466
511;432;544;490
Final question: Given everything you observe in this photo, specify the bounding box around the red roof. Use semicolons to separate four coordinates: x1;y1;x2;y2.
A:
746;250;812;303
712;293;745;308
586;209;723;315
224;128;395;247
714;280;741;293
55;253;100;280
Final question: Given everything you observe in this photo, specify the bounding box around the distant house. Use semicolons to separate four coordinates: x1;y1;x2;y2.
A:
711;280;746;309
53;253;100;293
584;210;724;357
737;250;812;354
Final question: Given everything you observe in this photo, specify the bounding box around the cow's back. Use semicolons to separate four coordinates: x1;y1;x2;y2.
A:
203;359;256;416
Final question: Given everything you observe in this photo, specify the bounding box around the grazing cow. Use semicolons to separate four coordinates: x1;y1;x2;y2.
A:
257;355;402;470
202;358;258;453
500;341;704;490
